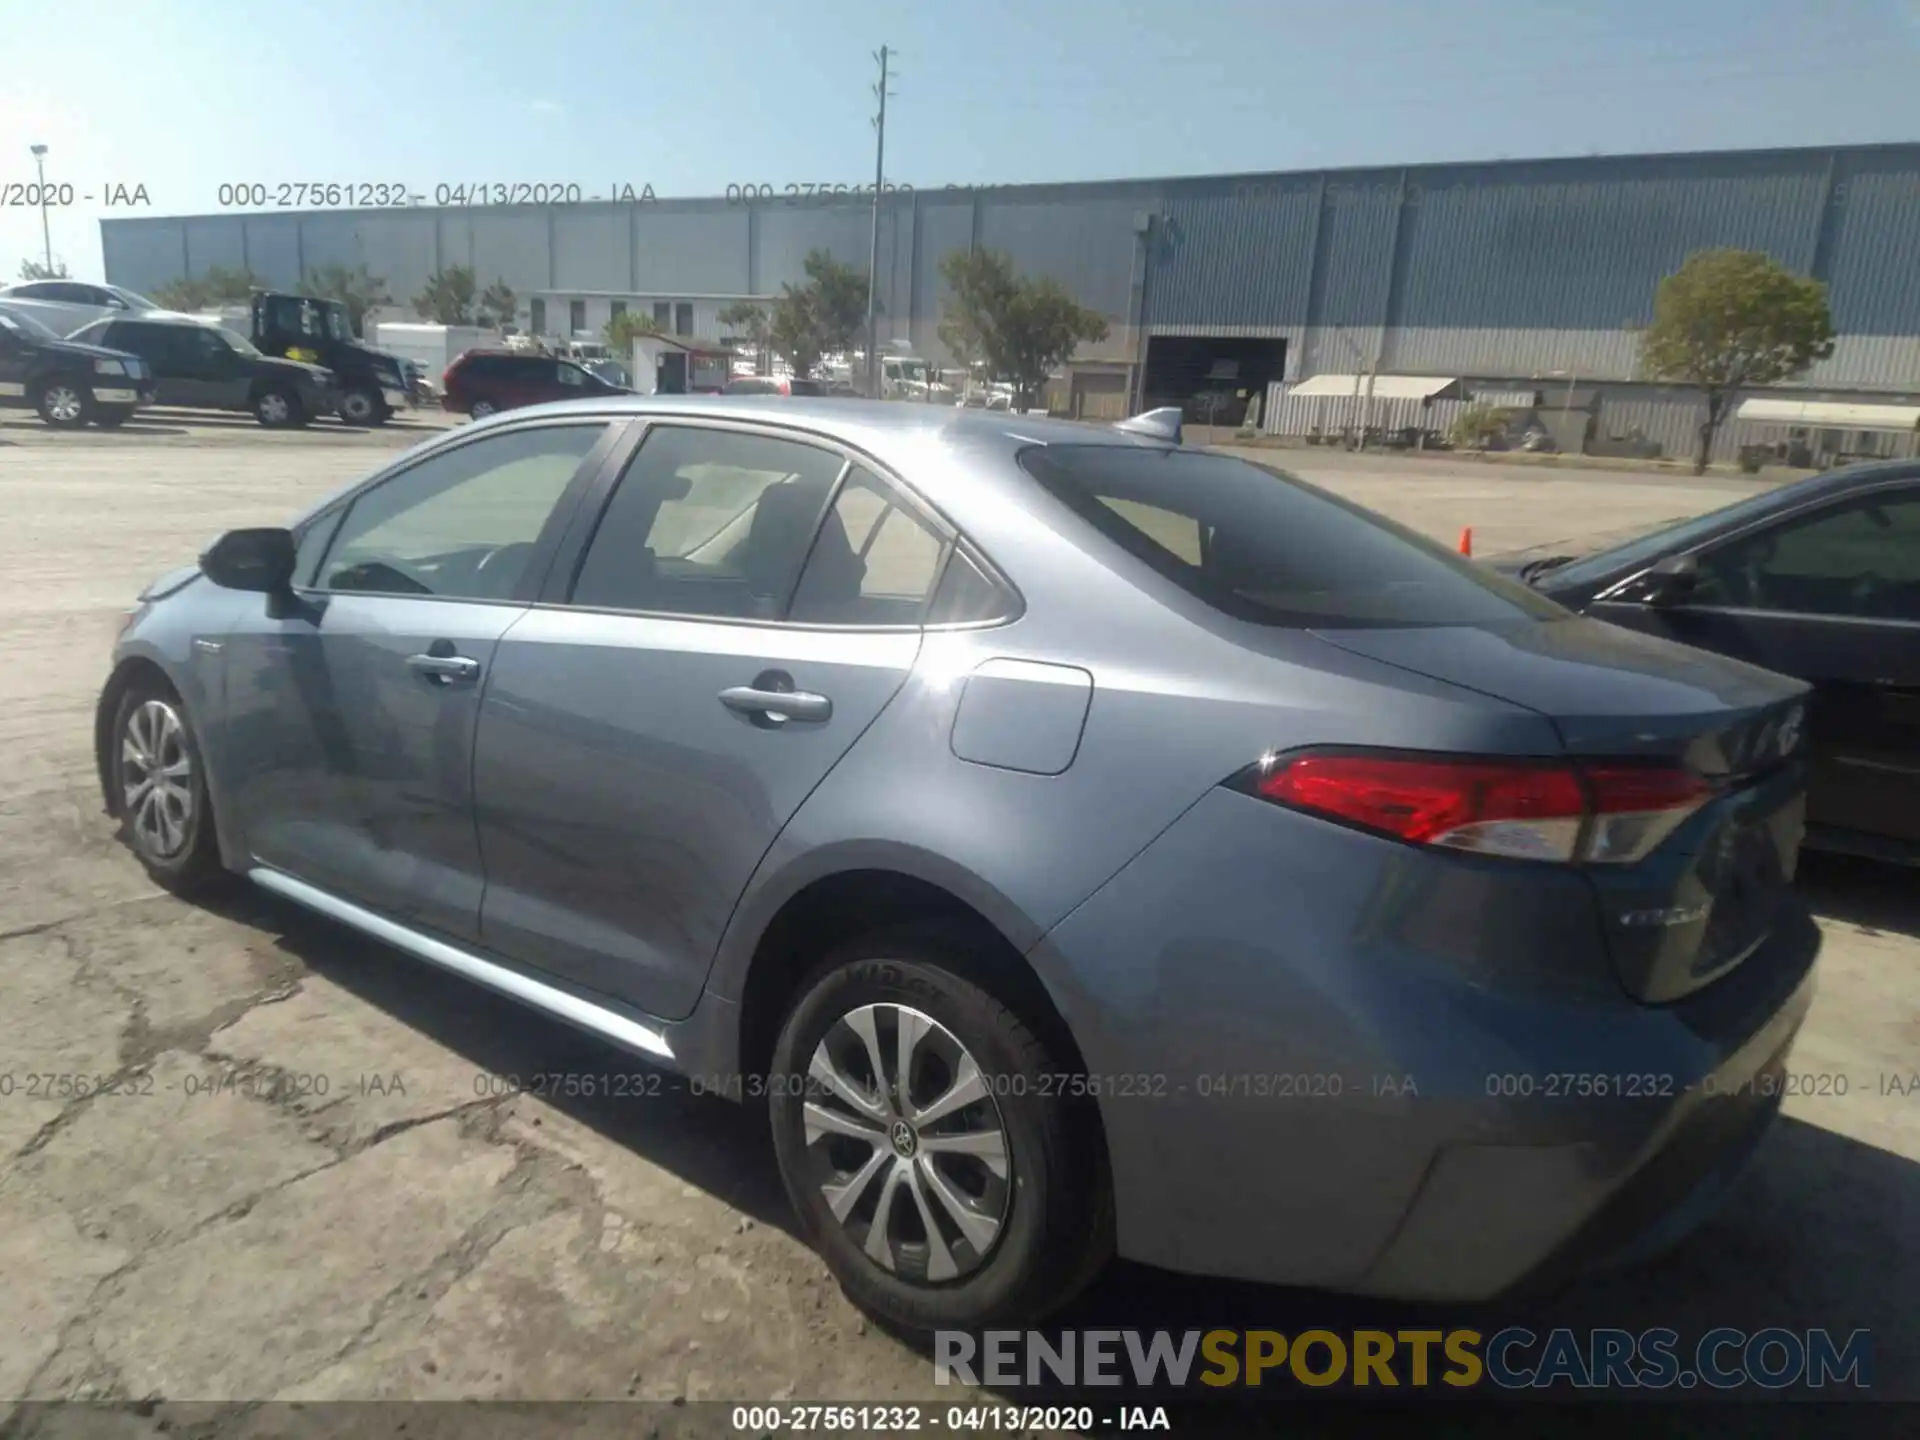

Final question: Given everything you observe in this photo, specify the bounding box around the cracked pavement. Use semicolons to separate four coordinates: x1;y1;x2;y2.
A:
0;420;1914;1430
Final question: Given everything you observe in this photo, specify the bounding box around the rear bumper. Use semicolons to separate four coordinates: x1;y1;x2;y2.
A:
1030;786;1821;1300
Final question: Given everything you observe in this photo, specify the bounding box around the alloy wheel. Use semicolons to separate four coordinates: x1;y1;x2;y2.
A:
121;699;194;859
44;385;85;423
470;399;497;419
258;392;291;424
801;1002;1012;1284
341;390;376;423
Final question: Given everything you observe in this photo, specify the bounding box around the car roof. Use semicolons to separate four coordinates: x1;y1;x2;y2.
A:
82;312;207;328
1776;455;1920;498
480;393;1174;454
320;394;1179;546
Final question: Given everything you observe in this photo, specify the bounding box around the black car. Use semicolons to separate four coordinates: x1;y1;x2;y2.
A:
1498;460;1920;863
70;315;337;428
0;303;156;428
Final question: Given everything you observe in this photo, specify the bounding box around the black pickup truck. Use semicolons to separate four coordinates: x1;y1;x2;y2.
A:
0;302;155;428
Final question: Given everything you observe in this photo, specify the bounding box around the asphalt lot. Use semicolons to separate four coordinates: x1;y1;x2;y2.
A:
0;412;1914;1425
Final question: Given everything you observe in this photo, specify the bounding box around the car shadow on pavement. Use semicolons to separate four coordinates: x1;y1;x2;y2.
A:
198;885;795;1231
199;882;1917;1411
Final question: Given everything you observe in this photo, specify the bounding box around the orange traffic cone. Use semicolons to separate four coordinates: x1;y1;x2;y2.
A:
1457;526;1473;557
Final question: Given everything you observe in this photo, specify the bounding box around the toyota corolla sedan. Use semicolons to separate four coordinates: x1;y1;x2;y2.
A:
97;396;1820;1331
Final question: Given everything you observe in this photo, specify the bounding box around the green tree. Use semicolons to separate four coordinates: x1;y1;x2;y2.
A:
1639;248;1836;474
412;266;479;324
1446;401;1508;451
478;281;518;329
297;263;391;336
152;265;260;311
716;300;770;353
935;251;995;378
604;307;666;353
799;249;870;356
17;257;69;280
768;286;822;378
936;247;1108;410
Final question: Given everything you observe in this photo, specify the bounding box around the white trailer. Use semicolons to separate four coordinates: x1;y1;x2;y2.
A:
368;323;496;385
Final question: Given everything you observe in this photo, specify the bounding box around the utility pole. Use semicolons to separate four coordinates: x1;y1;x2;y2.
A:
864;46;894;400
30;145;52;273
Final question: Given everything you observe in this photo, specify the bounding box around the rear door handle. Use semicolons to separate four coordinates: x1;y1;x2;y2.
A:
719;685;832;723
406;652;481;686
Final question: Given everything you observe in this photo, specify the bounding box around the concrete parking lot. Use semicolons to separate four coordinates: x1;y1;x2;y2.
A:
1;414;1914;1424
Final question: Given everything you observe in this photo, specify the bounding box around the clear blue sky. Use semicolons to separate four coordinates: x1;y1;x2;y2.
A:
4;0;1918;282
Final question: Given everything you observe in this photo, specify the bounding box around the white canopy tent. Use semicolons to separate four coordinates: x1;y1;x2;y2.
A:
1735;398;1920;431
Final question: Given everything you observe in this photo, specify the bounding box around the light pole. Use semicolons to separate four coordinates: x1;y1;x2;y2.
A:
864;46;896;400
30;144;53;274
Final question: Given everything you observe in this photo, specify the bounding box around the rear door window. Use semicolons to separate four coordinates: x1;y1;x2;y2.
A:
789;466;951;625
1020;446;1562;628
101;323;167;364
569;425;846;619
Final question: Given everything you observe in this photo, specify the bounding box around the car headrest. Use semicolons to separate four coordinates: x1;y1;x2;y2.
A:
744;482;828;597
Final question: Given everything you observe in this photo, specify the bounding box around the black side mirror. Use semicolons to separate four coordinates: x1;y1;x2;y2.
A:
202;527;296;594
1641;553;1699;606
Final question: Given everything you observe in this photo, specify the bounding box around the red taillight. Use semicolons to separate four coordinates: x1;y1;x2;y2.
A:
1239;751;1710;864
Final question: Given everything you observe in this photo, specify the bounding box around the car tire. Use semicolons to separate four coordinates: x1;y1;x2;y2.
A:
35;376;93;429
468;398;498;420
769;924;1114;1332
93;405;136;429
254;387;301;428
339;387;389;426
110;677;225;894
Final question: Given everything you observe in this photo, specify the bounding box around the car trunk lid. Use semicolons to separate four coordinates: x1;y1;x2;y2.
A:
1310;615;1812;1002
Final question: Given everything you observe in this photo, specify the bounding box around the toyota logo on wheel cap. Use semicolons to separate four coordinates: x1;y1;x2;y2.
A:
889;1120;918;1157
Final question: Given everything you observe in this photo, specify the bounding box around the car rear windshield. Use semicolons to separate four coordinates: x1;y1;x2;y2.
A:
1021;446;1564;628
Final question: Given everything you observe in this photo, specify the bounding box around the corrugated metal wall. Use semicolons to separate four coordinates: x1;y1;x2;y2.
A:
100;143;1920;391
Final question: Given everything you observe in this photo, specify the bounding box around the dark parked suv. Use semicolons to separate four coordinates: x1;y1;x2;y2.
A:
441;349;631;419
0;303;155;428
69;315;337;427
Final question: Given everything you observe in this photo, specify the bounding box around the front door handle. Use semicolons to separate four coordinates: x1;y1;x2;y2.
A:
719;685;832;724
406;652;481;686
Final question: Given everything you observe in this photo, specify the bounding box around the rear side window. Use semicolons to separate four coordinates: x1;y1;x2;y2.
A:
570;425;846;619
96;323;159;359
789;466;951;625
1021;447;1562;628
